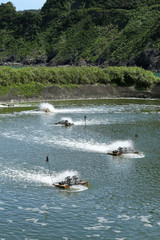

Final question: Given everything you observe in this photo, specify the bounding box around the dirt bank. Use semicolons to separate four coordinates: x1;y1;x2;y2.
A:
0;84;160;103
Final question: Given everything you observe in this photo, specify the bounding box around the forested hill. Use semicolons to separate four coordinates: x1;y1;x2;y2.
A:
0;0;160;71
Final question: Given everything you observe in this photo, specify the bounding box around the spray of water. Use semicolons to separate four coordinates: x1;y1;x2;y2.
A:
53;138;144;158
60;117;74;123
39;103;55;113
53;138;133;153
69;185;88;192
1;129;144;158
1;167;88;191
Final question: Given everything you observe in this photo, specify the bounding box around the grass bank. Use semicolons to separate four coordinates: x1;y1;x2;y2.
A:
0;66;159;98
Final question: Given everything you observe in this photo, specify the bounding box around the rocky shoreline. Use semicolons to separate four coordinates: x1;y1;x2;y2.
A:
0;84;160;103
1;48;160;72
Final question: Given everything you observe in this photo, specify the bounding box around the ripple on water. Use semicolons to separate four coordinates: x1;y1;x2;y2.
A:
0;99;159;240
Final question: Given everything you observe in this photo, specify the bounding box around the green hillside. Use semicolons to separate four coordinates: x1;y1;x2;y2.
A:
0;0;160;70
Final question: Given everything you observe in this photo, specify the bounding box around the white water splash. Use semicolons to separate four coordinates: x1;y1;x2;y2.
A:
2;167;81;185
38;104;97;114
69;185;88;192
39;103;55;113
74;118;110;126
121;152;145;158
60;117;74;124
52;138;144;158
1;129;144;158
53;106;105;114
2;168;53;185
53;138;133;154
1;166;89;192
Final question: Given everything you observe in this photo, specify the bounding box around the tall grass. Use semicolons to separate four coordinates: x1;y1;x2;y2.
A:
0;66;159;97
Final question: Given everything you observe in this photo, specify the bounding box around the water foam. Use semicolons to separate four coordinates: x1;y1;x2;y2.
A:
74;118;109;126
53;138;134;154
39;103;55;113
2;121;145;158
60;117;74;124
1;167;79;187
69;185;88;192
1;128;143;158
53;106;105;114
2;168;53;186
1;128;132;154
38;103;97;114
1;166;89;192
52;138;144;158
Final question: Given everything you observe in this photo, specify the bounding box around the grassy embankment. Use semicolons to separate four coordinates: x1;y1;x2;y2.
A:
0;66;159;98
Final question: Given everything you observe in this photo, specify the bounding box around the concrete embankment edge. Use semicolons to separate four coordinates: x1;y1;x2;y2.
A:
0;84;160;103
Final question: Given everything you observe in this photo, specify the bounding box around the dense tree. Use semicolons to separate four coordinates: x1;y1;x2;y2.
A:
12;12;42;39
0;2;16;29
0;0;160;70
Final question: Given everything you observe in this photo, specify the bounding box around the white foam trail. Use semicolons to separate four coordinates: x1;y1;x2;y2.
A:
73;120;85;126
1;167;79;186
1;167;88;192
74;119;109;126
53;138;134;154
1;130;144;158
2;168;53;185
38;103;101;114
121;153;145;158
52;138;144;158
50;105;107;114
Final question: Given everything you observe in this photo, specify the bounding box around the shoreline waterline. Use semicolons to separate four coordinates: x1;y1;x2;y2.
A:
1;96;160;105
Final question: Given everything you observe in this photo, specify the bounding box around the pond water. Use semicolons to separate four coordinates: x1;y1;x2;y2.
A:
0;98;160;240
